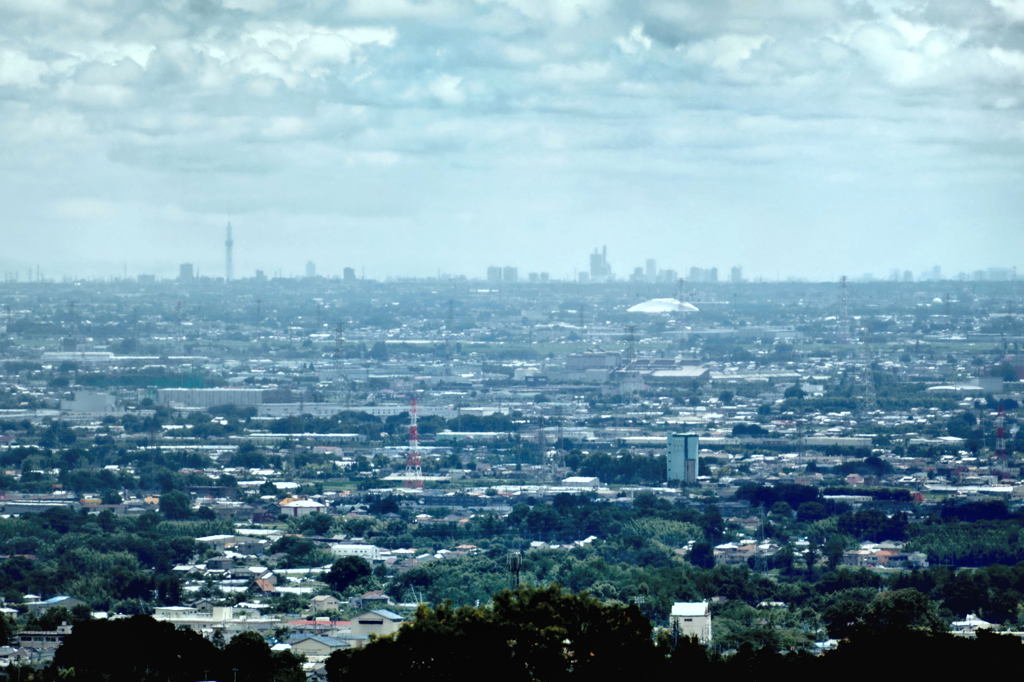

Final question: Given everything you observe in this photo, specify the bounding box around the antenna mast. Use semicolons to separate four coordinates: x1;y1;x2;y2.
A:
996;404;1008;461
225;222;234;282
839;275;850;343
404;398;424;489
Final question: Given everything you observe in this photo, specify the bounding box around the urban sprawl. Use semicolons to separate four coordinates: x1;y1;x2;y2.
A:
1;254;1023;679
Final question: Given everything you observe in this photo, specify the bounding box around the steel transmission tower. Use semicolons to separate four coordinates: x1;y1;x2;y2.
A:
404;398;424;489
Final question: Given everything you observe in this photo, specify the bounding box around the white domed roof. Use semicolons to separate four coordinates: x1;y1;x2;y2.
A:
627;298;700;314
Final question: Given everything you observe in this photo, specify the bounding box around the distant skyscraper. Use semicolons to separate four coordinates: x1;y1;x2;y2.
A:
667;433;699;484
487;266;502;283
589;246;612;282
730;266;743;284
305;261;316;278
225;223;234;282
645;259;657;282
178;263;194;282
343;267;356;282
688;266;719;284
502;266;518;283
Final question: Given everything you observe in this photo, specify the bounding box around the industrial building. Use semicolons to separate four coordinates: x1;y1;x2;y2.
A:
157;387;291;408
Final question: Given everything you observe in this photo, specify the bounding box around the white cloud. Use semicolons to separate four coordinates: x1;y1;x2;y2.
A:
490;0;611;26
990;46;1024;72
428;73;466;104
991;0;1024;21
684;34;771;72
502;44;545;64
344;0;462;21
540;61;611;82
56;81;136;107
0;0;1019;279
52;198;118;219
222;0;278;10
616;24;652;54
0;49;51;87
261;116;307;139
1;0;68;14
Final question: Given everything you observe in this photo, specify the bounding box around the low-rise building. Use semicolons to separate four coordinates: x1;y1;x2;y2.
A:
288;634;348;658
153;605;280;636
280;498;327;517
670;602;712;644
18;623;73;651
349;609;404;646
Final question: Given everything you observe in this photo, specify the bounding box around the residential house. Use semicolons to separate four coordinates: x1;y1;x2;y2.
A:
349;590;392;611
280;498;326;517
287;634;348;659
309;594;342;614
26;596;85;616
349;610;404;646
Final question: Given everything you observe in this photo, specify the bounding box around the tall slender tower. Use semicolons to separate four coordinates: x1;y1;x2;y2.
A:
839;275;850;342
404;398;424;489
996;405;1008;460
225;222;234;282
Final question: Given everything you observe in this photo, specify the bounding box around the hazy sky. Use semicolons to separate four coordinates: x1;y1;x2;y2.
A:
1;0;1021;281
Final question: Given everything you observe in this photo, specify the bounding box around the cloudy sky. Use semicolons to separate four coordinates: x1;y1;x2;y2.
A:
1;0;1021;281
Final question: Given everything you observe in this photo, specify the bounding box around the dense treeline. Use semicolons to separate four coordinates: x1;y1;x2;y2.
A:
0;508;213;610
907;520;1024;566
736;484;1024;565
394;542;1024;629
265;410;518;436
354;491;717;550
46;615;303;682
325;585;1024;682
565;451;666;484
366;493;1024;630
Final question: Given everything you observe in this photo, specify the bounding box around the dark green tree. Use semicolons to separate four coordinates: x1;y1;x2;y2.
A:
858;588;946;636
323;556;372;593
326;585;660;682
158;490;192;520
688;542;715;569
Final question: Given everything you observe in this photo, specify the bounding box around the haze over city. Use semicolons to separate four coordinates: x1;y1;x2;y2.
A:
2;0;1022;280
8;2;1024;678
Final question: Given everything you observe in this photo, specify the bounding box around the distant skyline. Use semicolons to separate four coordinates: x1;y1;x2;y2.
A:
1;1;1021;281
3;255;1019;285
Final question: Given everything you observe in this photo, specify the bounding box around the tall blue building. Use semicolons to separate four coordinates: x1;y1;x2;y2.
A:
667;433;699;484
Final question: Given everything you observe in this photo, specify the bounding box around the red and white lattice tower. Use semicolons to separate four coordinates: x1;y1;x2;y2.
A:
404;398;424;489
996;405;1008;461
